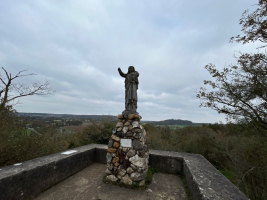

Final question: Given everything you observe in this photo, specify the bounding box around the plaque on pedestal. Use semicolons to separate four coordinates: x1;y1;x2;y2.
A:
120;139;132;148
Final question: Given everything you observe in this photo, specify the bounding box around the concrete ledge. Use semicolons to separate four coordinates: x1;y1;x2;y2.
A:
94;144;108;164
183;154;249;200
148;149;248;200
149;149;184;173
0;144;249;200
0;144;97;200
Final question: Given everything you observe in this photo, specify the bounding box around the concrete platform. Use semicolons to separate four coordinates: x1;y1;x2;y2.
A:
34;163;189;200
0;144;249;199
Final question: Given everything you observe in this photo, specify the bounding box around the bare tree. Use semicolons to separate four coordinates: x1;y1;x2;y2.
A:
0;67;54;111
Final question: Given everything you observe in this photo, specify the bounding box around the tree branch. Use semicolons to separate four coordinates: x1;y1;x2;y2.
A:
0;68;54;109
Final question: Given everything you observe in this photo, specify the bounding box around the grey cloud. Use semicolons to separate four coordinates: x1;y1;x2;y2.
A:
0;0;260;123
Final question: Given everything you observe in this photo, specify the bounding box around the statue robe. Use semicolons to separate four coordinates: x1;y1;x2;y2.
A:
119;70;139;114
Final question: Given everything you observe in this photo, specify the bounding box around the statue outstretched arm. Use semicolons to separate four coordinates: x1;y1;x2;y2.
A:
118;68;127;78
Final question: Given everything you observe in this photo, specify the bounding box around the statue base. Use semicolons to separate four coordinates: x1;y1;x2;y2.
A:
105;113;148;186
122;110;139;116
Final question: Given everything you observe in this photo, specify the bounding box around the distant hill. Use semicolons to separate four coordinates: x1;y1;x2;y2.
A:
18;113;118;121
142;119;206;126
18;113;207;125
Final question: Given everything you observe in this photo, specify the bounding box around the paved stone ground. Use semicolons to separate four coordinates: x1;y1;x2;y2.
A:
34;163;189;200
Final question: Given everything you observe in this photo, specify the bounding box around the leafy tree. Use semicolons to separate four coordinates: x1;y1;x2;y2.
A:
83;119;116;144
230;0;267;48
197;0;267;133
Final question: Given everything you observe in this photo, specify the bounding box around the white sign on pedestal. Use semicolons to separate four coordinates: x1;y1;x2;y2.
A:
120;139;132;147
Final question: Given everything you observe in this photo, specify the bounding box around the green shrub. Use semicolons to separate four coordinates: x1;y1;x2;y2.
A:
220;169;237;184
83;118;116;144
0;110;91;167
1;113;266;199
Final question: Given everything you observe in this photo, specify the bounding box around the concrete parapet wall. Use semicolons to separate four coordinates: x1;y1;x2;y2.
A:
149;149;249;200
95;144;108;164
0;144;249;200
149;149;184;173
0;144;97;200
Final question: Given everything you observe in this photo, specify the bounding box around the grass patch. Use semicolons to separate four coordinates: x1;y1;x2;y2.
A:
220;169;237;184
176;171;192;200
145;167;158;184
26;128;32;136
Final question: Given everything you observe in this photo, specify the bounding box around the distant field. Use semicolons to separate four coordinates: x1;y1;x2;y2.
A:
64;124;201;131
26;128;41;136
155;125;201;129
81;122;92;126
26;128;32;136
65;126;84;132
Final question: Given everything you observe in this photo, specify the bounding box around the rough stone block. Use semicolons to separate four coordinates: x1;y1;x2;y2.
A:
106;153;112;163
112;157;119;163
120;174;132;186
108;140;113;148
116;122;123;128
111;135;120;142
122;126;128;133
107;148;117;153
130;172;146;181
106;175;118;182
132;121;140;128
124;121;130;126
126;149;135;158
113;142;120;148
129;155;146;168
133;139;143;150
128;114;135;120
117;114;123;119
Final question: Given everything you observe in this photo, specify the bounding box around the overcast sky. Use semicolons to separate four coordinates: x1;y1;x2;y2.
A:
0;0;262;123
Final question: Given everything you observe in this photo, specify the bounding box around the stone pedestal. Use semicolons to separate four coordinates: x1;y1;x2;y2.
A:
105;114;149;186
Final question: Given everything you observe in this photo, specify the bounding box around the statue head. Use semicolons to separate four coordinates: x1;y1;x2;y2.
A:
128;66;135;74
